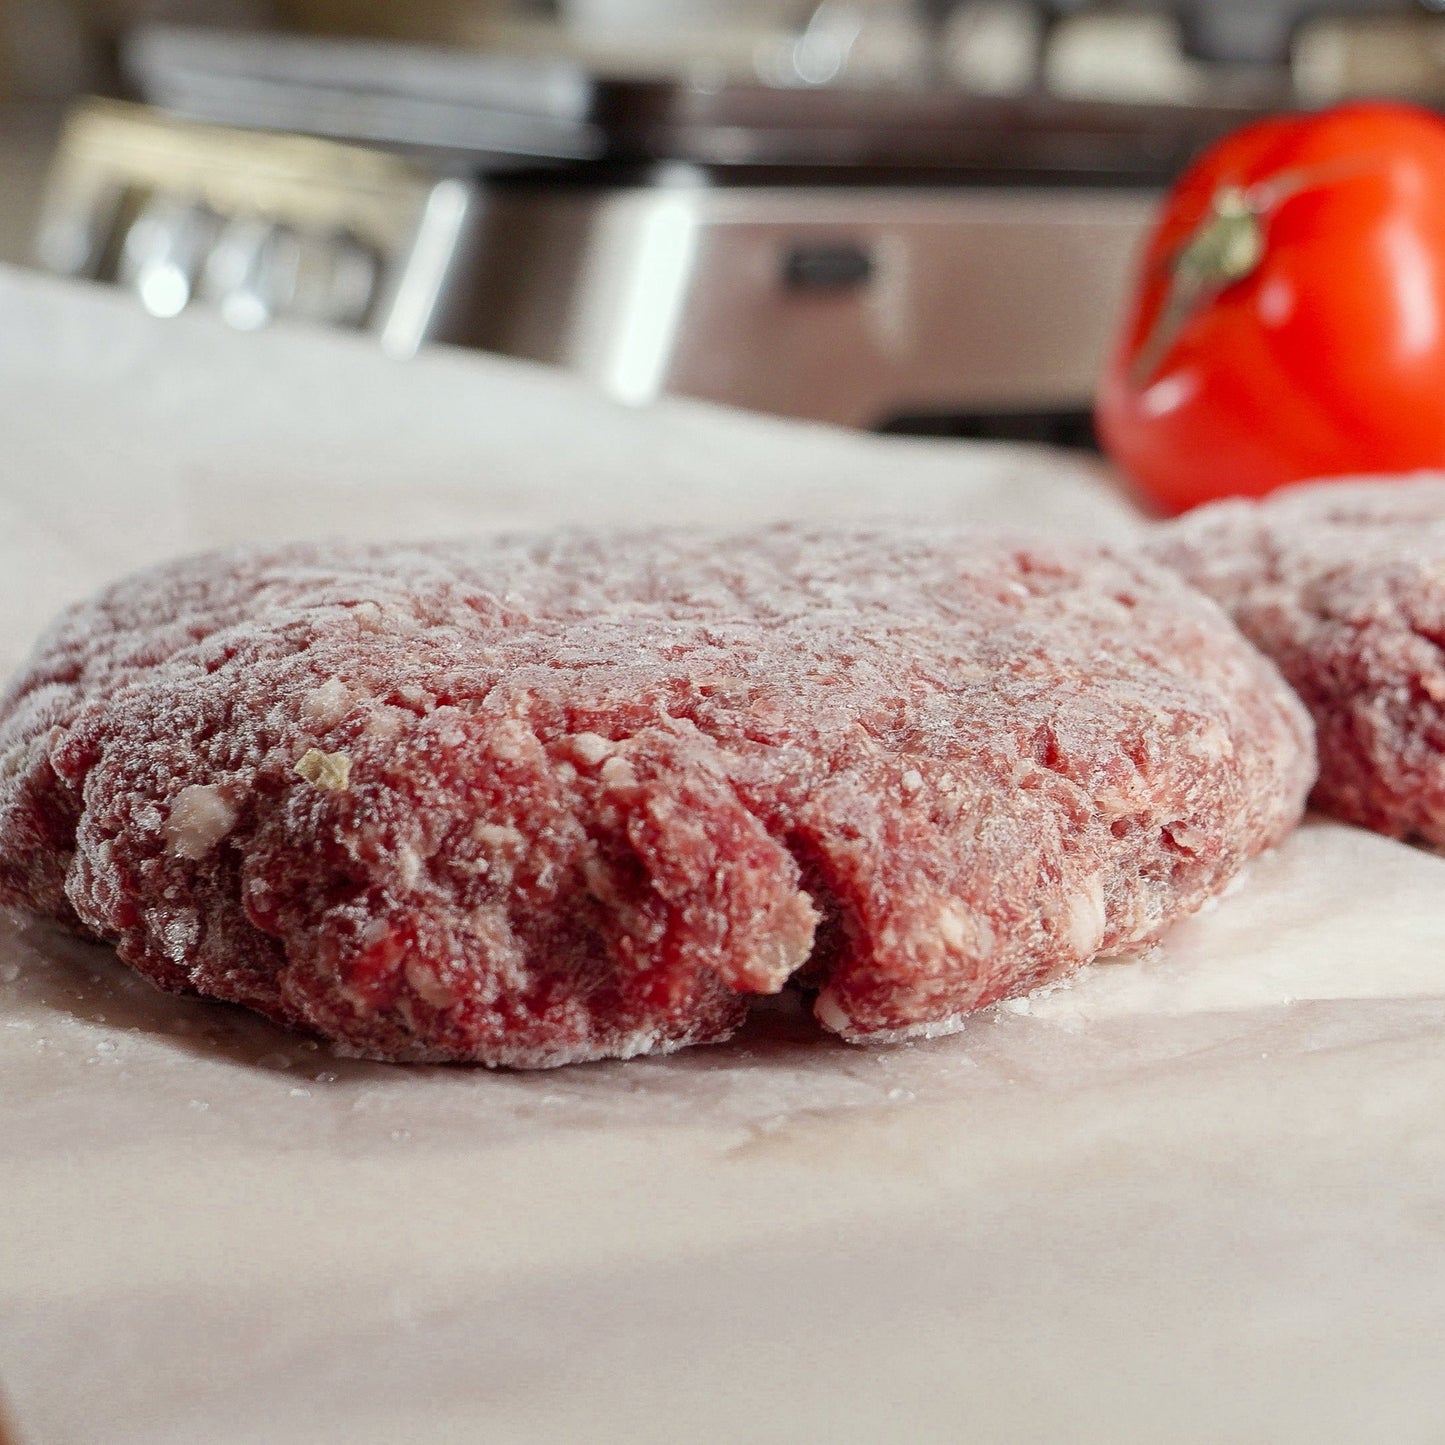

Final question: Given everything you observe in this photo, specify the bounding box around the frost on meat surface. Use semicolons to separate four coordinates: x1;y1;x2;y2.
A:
0;525;1314;1066
1148;475;1445;847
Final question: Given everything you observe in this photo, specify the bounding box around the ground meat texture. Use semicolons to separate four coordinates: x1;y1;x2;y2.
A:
0;526;1314;1067
1148;475;1445;848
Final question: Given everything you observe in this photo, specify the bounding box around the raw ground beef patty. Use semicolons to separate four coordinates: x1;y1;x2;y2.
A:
1148;476;1445;848
0;525;1313;1067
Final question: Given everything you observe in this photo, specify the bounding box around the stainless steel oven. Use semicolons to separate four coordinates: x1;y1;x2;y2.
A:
33;6;1442;436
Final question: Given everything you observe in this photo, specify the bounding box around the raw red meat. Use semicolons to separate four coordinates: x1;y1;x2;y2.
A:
0;526;1313;1066
1149;475;1445;847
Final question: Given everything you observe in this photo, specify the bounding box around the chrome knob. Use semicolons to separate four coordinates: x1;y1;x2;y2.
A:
118;194;218;318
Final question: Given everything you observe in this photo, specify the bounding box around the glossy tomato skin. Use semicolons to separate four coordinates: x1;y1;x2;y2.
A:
1097;102;1445;514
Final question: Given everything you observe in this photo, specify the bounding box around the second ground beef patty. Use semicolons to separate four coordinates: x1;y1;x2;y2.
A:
1149;476;1445;848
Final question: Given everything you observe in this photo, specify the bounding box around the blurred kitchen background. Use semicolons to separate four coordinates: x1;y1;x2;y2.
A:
4;0;1445;441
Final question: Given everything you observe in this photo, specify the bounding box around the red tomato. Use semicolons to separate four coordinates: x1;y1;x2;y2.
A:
1097;101;1445;514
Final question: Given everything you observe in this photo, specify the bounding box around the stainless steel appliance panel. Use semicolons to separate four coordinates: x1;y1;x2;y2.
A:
461;182;1157;425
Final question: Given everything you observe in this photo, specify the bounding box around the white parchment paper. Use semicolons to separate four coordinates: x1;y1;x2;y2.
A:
0;268;1441;1445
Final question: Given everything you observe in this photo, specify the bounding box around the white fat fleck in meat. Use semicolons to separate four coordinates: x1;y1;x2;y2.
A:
487;722;532;761
692;673;749;696
349;601;384;632
433;719;466;750
163;785;238;860
1187;719;1234;760
301;677;353;729
813;988;970;1043
473;822;524;852
1093;787;1136;818
581;855;621;904
600;755;638;792
395;844;423;891
568;732;616;768
933;901;995;959
160;908;200;964
362;708;406;742
404;955;461;1008
1164;821;1208;855
812;989;852;1036
1064;874;1107;958
739;890;818;992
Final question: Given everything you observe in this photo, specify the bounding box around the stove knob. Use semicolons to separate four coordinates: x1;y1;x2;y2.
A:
118;195;219;319
200;218;303;332
288;232;379;329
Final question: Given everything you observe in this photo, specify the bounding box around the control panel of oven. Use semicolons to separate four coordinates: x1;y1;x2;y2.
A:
34;99;479;358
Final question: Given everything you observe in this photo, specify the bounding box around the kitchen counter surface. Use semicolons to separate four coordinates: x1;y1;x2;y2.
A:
1;268;1443;1445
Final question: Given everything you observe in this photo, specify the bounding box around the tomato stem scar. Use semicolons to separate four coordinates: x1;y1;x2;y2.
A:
1129;152;1388;388
1131;187;1265;386
1176;188;1265;288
